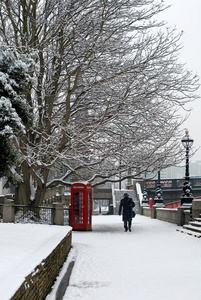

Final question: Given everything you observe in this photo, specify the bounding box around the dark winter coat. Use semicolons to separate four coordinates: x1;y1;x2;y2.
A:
118;196;135;221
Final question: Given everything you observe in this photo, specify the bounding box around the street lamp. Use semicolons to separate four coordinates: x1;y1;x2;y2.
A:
181;130;194;206
154;168;163;205
119;135;122;190
142;172;149;206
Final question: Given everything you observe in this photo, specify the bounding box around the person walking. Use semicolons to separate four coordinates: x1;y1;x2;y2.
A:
119;193;135;232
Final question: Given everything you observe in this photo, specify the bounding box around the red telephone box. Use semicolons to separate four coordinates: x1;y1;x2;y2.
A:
71;182;92;231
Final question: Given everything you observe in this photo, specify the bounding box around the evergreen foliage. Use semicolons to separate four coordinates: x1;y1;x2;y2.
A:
0;44;33;177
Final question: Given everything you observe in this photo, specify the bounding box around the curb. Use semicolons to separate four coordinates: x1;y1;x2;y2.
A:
55;260;75;300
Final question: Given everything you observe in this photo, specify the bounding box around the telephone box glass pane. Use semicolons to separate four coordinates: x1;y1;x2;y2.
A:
73;192;83;224
88;192;91;224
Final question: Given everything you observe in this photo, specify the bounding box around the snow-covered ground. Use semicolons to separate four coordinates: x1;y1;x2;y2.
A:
48;215;201;300
1;215;201;300
0;223;71;300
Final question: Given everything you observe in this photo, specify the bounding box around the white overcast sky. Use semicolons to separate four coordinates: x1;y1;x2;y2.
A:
160;0;201;162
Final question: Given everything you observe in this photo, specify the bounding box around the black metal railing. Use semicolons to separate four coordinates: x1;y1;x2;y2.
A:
1;204;70;225
14;205;54;224
146;177;201;191
64;206;71;226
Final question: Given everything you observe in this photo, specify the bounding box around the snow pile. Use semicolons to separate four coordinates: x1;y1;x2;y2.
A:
0;223;71;300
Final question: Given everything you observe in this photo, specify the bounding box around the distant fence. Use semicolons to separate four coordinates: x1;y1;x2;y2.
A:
1;202;70;226
146;178;201;191
14;205;54;224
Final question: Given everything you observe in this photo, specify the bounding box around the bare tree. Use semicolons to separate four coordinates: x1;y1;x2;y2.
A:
0;0;199;205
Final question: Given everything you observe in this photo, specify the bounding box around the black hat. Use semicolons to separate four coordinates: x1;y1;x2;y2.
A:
124;193;129;197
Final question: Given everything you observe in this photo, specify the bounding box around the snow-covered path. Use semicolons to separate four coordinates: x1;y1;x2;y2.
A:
59;215;201;300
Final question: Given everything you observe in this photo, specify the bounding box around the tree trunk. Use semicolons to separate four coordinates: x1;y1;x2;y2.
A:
15;162;31;205
34;186;47;207
15;182;30;205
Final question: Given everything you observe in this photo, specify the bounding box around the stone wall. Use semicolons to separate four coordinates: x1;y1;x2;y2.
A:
142;207;152;218
192;199;201;219
156;208;178;224
141;200;201;226
141;206;190;225
10;230;72;300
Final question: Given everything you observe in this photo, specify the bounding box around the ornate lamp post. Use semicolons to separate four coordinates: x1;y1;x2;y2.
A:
142;172;149;206
181;130;194;206
154;168;163;205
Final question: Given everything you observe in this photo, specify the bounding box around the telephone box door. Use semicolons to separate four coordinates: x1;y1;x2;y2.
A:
71;183;92;230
